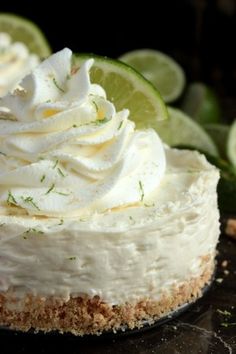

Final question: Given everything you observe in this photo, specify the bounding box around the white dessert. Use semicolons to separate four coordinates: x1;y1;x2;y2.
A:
0;49;220;335
0;33;39;97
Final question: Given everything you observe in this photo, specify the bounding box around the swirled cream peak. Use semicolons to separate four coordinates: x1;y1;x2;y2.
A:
0;33;39;97
0;48;166;217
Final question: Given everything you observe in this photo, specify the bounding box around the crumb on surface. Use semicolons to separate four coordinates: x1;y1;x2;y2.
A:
216;278;223;284
225;219;236;239
221;260;228;268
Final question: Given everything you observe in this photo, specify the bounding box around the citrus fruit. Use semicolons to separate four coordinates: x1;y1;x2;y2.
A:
119;49;186;103
74;54;168;129
155;107;219;156
0;13;51;58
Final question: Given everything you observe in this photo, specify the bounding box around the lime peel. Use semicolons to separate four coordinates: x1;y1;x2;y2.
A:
119;49;186;103
74;54;168;128
0;13;51;58
155;107;219;157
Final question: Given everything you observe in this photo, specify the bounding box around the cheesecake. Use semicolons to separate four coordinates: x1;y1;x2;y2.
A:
0;48;220;335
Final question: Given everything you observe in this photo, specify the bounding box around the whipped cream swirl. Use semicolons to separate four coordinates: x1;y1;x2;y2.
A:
0;33;39;97
0;48;166;217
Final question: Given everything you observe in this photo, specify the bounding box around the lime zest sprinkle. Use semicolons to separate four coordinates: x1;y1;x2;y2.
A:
52;160;58;169
40;175;46;183
118;121;123;130
7;191;17;206
0;151;6;156
144;203;155;207
129;216;135;225
58;219;64;225
68;256;76;260
95;117;111;125
72;117;110;129
66;74;71;80
45;184;55;195
221;322;236;328
23;228;44;235
52;77;65;93
21;196;40;211
139;181;144;201
0;223;5;227
57;168;66;177
92;100;99;112
54;191;70;196
22;228;44;239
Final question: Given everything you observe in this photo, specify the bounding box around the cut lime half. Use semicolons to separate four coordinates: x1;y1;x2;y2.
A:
74;54;168;128
119;49;186;103
0;13;51;58
155;107;219;156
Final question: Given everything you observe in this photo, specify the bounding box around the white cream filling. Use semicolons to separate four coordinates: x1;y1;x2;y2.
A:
0;149;220;304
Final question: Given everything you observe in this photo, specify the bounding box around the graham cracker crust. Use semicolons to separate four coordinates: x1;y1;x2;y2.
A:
0;262;214;336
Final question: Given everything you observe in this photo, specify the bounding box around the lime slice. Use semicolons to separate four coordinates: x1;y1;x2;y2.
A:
73;54;168;128
155;107;219;156
205;123;229;158
182;82;221;125
119;49;186;103
0;13;51;58
227;120;236;166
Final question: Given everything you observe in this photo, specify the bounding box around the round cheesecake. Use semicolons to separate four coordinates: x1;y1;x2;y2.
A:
0;49;220;335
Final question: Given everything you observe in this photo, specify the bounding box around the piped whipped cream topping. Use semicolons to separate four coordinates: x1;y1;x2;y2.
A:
0;48;166;217
0;33;39;97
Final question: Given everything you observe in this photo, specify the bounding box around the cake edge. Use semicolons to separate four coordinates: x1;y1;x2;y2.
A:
0;256;214;336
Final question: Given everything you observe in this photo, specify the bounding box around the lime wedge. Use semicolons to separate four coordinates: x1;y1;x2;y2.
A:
205;123;229;158
74;54;168;128
182;82;221;125
155;107;219;156
0;13;51;58
227;120;236;166
119;49;186;103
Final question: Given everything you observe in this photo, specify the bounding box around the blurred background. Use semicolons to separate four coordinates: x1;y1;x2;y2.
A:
1;0;235;119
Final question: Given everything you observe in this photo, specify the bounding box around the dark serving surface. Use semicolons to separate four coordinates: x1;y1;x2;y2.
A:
0;232;236;354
